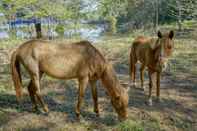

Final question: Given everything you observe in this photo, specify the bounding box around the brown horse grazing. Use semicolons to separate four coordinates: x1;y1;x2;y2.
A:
11;40;129;121
129;30;174;105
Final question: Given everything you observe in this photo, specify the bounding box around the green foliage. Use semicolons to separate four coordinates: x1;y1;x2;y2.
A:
0;111;9;126
0;0;197;35
107;16;117;34
55;24;64;37
98;0;128;17
182;20;197;28
116;120;144;131
97;0;197;31
0;0;83;21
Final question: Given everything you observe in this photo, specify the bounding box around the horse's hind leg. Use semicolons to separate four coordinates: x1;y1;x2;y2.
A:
75;77;89;119
156;72;161;102
26;60;48;113
140;64;145;91
129;51;137;87
90;80;99;117
132;64;137;86
27;80;38;112
33;72;49;113
148;70;156;106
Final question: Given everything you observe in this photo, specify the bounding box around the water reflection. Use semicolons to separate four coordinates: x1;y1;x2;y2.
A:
0;24;105;41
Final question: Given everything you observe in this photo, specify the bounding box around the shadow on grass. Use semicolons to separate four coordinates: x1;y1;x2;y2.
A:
127;73;197;130
18;127;49;131
0;79;118;127
0;71;196;130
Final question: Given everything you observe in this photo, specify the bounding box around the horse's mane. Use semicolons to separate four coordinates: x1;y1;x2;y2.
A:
74;40;106;62
101;63;123;98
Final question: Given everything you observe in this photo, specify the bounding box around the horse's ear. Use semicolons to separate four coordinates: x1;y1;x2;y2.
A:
157;30;162;38
169;30;174;39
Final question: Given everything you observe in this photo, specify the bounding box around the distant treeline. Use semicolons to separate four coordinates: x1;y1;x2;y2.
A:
0;0;196;38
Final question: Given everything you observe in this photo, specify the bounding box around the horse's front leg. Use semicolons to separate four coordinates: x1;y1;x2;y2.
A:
27;80;38;112
129;53;137;87
90;80;99;117
156;72;161;102
131;64;137;87
75;77;89;119
148;70;156;106
140;64;145;91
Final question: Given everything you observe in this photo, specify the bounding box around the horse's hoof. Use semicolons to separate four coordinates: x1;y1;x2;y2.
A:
43;112;49;116
148;99;153;106
76;112;80;117
96;113;100;117
94;109;99;117
76;114;81;121
43;106;49;113
130;82;137;87
31;106;39;113
133;82;137;87
32;107;39;113
140;86;145;92
142;86;145;90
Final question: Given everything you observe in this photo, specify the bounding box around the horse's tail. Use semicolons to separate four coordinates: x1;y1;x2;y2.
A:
129;45;134;79
11;50;23;102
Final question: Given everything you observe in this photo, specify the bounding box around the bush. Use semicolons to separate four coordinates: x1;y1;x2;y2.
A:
55;24;65;37
107;16;117;34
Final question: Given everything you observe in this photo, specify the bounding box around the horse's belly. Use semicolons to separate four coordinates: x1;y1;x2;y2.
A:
40;57;79;79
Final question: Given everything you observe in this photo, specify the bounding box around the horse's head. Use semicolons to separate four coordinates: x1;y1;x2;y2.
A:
101;64;129;121
111;85;129;121
155;30;174;70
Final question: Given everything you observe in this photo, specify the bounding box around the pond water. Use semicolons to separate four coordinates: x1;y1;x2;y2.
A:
0;24;106;41
64;25;105;41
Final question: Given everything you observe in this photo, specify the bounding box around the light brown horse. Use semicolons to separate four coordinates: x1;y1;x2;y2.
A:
11;40;129;121
129;30;174;105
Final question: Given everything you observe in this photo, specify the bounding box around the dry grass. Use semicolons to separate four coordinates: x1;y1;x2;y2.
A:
0;33;197;131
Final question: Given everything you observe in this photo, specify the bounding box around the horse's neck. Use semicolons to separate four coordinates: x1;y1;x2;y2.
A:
149;38;159;49
145;38;159;66
101;65;122;98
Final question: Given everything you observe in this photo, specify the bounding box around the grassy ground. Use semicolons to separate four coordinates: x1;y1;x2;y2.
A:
0;31;197;131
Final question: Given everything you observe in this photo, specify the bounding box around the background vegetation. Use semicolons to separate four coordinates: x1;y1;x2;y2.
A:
0;0;196;38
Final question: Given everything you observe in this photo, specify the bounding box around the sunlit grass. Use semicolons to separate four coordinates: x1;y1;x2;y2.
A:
0;39;25;49
169;39;197;75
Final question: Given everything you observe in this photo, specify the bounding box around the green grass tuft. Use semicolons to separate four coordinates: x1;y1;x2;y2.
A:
116;120;144;131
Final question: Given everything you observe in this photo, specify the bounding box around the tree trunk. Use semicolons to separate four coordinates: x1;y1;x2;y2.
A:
155;0;159;31
34;22;42;38
176;0;182;31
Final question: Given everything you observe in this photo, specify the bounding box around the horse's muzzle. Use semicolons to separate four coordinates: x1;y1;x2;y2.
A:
118;113;128;121
159;57;168;70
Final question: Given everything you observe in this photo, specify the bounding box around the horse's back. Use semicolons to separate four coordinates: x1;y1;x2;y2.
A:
133;36;152;46
16;39;106;80
131;36;153;63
